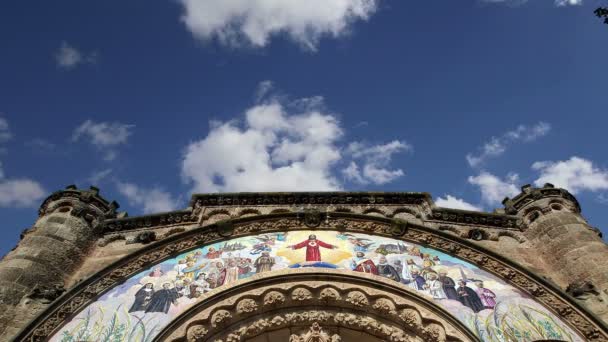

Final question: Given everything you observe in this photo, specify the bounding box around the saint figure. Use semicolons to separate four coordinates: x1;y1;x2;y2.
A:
254;251;275;273
289;234;337;262
376;256;401;282
225;260;240;284
129;283;154;312
400;263;420;290
456;280;485;313
148;265;163;277
145;283;178;314
206;246;223;259
438;271;459;300
190;273;210;298
424;273;447;299
351;252;378;275
474;281;497;309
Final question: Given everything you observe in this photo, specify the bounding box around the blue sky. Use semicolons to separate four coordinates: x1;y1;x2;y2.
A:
1;0;607;256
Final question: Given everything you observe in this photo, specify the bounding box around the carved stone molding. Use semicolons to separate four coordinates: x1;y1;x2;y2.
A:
15;213;608;342
289;322;341;342
158;270;475;342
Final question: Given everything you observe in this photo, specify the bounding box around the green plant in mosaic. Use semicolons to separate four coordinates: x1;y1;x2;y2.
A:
478;302;573;342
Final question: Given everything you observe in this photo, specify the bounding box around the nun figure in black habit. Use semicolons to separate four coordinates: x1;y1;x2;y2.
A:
129;283;154;312
145;282;179;314
456;280;485;313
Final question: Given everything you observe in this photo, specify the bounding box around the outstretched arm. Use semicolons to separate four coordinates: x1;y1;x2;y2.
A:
316;240;337;249
290;240;309;249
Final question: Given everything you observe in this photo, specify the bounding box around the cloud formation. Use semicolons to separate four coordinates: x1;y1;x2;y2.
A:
0;179;46;207
0;117;46;207
466;122;551;168
0;116;12;143
54;41;97;69
72;120;134;161
181;82;407;193
343;140;410;185
177;0;379;50
532;156;608;194
117;182;178;214
468;171;520;205
435;195;481;211
483;0;581;6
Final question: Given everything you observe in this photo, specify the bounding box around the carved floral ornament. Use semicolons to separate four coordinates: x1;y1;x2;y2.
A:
160;272;474;342
17;213;608;342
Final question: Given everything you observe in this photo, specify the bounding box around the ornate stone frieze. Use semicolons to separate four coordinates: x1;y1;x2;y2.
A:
190;192;432;207
429;208;522;230
163;272;471;342
289;322;341;342
101;209;197;233
15;213;608;342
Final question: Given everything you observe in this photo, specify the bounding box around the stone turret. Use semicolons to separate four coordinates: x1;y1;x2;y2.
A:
503;183;608;320
0;185;118;338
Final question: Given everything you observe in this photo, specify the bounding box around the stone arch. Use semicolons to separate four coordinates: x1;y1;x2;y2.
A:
15;213;608;342
361;208;387;217
157;270;478;342
237;208;262;218
389;207;419;219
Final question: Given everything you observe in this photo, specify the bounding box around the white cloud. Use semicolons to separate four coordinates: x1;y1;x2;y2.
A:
468;171;520;205
117;182;178;214
555;0;582;6
72;120;134;160
0;116;12;143
532;156;608;194
483;0;581;6
467;122;551;168
87;169;113;185
182;99;342;192
435;195;481;211
54;41;97;69
0;179;46;208
177;0;379;50
0;116;46;207
182;83;407;193
343;140;410;185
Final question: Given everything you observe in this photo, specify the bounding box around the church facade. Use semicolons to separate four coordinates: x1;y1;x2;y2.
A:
0;184;607;341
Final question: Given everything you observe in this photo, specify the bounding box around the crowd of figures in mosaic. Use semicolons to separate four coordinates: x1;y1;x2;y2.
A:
54;230;582;342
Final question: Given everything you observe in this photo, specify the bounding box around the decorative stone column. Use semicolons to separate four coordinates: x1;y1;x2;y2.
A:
0;185;118;339
503;183;608;321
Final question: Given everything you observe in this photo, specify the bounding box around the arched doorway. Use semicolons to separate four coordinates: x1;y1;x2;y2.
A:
157;270;478;342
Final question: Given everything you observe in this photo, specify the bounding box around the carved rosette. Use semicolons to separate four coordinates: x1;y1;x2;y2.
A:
17;214;608;342
167;274;468;342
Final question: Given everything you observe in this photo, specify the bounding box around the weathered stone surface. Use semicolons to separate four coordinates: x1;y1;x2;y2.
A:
1;186;608;341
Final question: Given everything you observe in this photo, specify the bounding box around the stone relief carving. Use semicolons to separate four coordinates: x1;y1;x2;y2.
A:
289;322;341;342
174;274;464;342
15;214;608;342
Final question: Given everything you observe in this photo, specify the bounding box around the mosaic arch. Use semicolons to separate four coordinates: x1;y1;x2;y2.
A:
20;214;607;342
53;229;584;342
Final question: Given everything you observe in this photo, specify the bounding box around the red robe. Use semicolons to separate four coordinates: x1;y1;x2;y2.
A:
292;239;334;261
353;258;378;275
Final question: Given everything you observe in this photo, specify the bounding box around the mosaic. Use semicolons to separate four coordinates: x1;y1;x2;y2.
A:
54;230;582;342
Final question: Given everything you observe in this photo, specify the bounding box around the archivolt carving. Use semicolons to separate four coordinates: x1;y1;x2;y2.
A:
16;213;608;342
162;271;473;342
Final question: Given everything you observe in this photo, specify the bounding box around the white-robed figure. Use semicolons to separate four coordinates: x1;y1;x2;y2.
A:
400;259;420;291
424;273;447;299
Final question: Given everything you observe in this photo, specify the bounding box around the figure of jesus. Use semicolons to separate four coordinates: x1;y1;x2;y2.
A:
289;234;337;262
